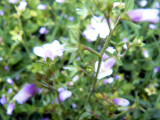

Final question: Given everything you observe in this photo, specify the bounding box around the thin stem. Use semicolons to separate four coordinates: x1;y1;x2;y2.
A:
100;18;120;56
109;108;132;120
87;57;101;102
104;12;111;31
40;83;64;120
17;16;31;60
80;44;101;57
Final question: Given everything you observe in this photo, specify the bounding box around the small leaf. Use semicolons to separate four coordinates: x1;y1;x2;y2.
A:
125;0;134;11
117;59;123;66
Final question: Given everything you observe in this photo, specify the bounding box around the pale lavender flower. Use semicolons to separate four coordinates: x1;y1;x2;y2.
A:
68;82;74;87
4;66;9;71
37;88;42;93
91;16;110;38
0;96;7;105
59;90;72;102
123;38;128;43
115;75;119;80
149;24;157;30
95;57;116;79
13;84;36;104
8;0;19;4
6;78;14;85
37;4;47;10
72;75;79;82
138;0;147;7
6;103;15;115
39;27;48;34
82;25;98;41
41;118;49;120
76;57;80;61
8;88;13;94
18;1;27;11
15;74;20;81
55;0;66;3
154;67;159;73
71;103;77;108
123;44;128;50
143;50;149;58
0;57;3;61
113;98;130;107
154;2;160;9
68;16;74;21
83;16;110;42
0;10;4;16
103;77;114;84
102;46;116;60
33;40;65;61
127;9;159;23
58;88;65;92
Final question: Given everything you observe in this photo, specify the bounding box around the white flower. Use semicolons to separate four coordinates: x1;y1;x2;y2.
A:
18;1;27;11
83;16;110;42
37;4;47;10
103;77;114;84
55;0;65;3
95;57;116;79
33;40;65;61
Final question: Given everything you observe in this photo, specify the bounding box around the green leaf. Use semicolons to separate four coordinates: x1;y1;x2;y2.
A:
80;112;91;120
76;5;88;19
117;59;123;66
125;0;134;11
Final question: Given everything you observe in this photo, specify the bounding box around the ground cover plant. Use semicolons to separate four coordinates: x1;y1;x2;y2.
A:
0;0;160;120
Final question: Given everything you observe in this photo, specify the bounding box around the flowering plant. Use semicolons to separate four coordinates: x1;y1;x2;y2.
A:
0;0;160;119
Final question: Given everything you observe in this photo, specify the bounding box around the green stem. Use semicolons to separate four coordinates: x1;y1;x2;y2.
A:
104;12;111;31
80;44;101;57
40;83;64;120
87;57;101;102
17;16;31;60
109;108;132;120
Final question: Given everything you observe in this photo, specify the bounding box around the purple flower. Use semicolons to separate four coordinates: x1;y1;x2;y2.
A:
115;75;119;80
36;88;42;93
149;24;157;30
13;84;36;104
18;1;27;11
154;67;159;73
55;0;65;3
95;57;116;79
8;88;13;94
33;40;65;61
68;16;74;21
0;10;4;16
127;9;159;23
37;4;47;10
39;27;48;34
4;66;9;71
8;0;19;4
6;103;15;115
103;77;114;84
59;90;72;102
6;78;14;85
0;96;7;105
113;98;130;107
